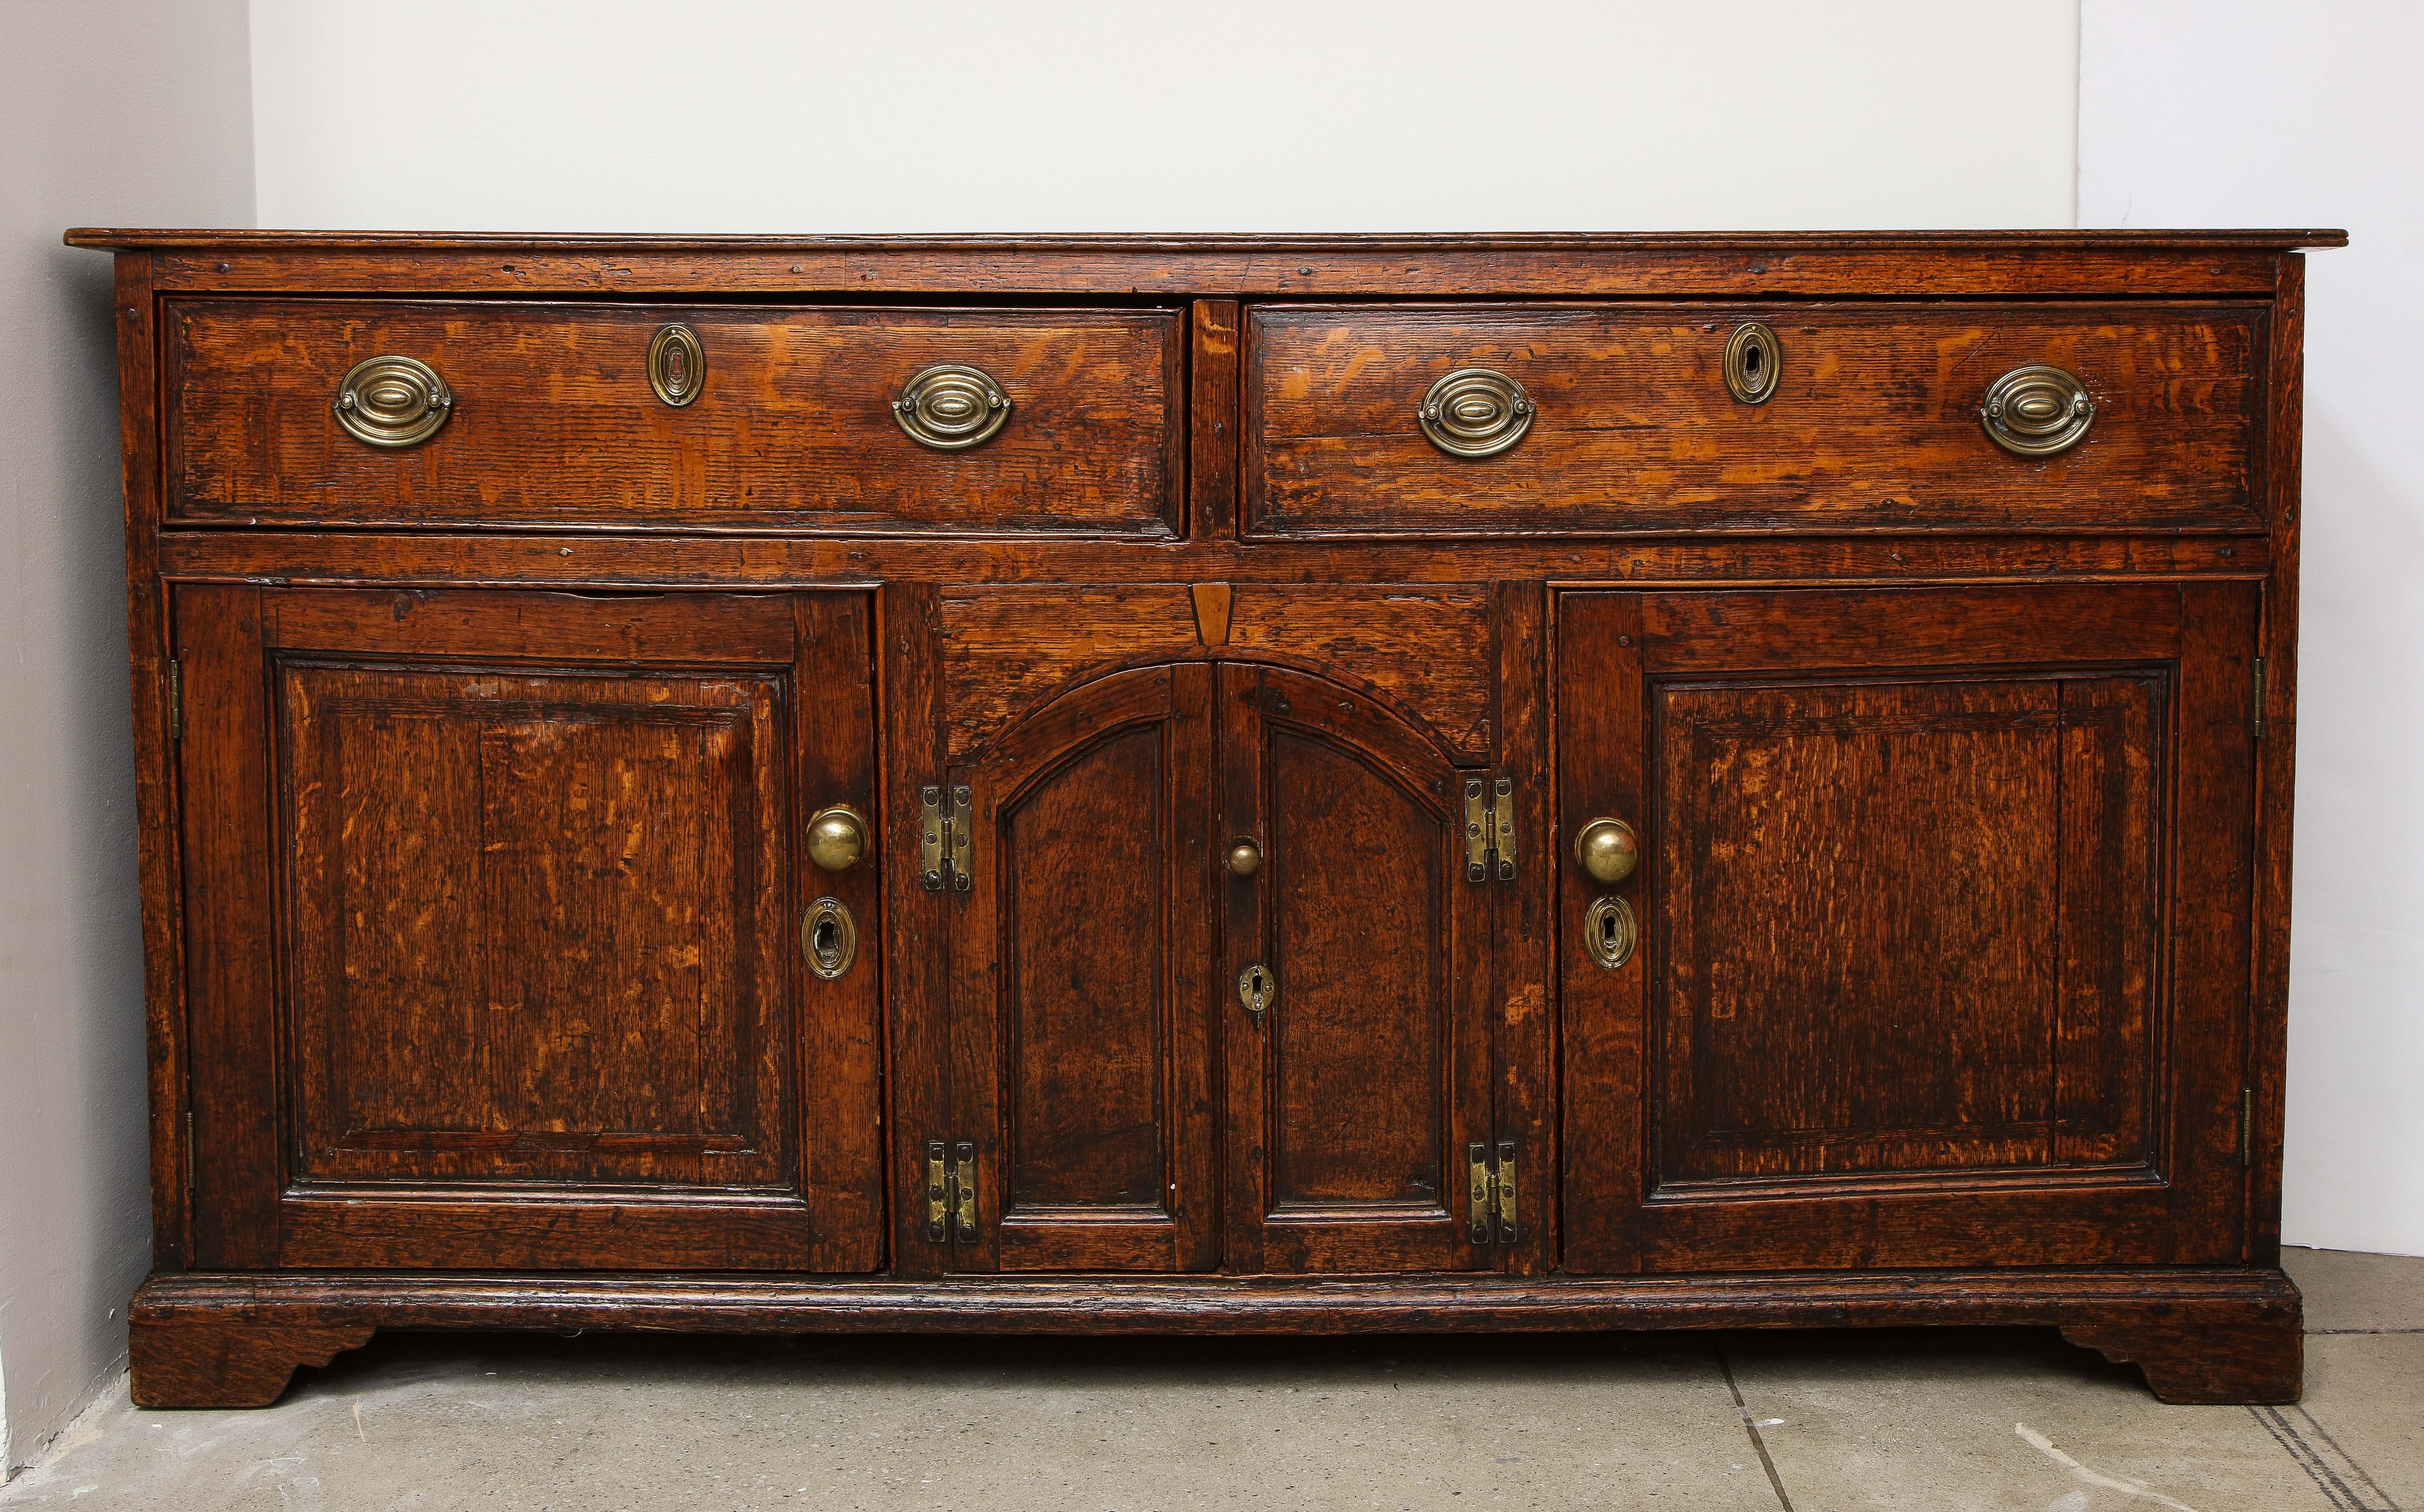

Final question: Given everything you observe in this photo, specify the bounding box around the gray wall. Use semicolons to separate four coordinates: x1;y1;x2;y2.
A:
0;0;252;1472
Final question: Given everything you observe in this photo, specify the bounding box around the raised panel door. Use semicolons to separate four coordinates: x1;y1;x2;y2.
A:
942;665;1221;1272
1559;584;2257;1272
1218;665;1497;1273
174;587;883;1271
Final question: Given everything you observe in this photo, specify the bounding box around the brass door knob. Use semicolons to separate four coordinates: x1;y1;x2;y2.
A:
806;804;869;872
1573;818;1640;885
1226;840;1263;876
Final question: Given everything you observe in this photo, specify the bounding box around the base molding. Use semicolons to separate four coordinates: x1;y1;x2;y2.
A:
129;1266;2303;1408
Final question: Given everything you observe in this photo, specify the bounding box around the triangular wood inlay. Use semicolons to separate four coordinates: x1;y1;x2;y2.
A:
1190;583;1234;647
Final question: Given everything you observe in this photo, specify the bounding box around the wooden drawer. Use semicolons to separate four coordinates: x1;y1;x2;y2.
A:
164;300;1183;534
1244;303;2267;537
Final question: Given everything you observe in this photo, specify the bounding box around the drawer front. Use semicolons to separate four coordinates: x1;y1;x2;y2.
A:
166;300;1182;534
1244;303;2266;537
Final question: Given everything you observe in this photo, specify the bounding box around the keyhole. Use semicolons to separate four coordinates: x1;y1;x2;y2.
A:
1744;345;1762;375
813;917;840;968
1599;913;1619;947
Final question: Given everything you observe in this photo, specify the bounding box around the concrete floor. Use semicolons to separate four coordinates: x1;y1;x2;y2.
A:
1;1248;2412;1511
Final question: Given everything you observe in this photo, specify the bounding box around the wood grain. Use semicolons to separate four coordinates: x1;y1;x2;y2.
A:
166;300;1182;535
177;587;884;1271
1564;582;2257;1272
939;584;1495;760
1221;665;1495;1274
1248;304;2265;536
948;666;1219;1273
123;1266;2307;1407
87;233;2315;1405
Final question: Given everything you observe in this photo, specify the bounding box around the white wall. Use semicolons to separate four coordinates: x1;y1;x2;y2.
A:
0;0;254;1472
250;0;2080;231
2082;3;2424;1258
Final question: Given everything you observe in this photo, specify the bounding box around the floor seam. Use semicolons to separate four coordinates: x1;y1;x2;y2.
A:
2307;1327;2424;1335
2247;1404;2403;1511
1712;1337;1797;1512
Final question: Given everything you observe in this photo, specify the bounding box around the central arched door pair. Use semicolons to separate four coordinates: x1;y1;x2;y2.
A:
940;661;1497;1275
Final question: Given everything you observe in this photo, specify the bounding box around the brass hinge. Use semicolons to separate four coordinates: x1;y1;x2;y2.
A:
2252;657;2268;740
2239;1088;2256;1167
923;1139;979;1242
168;658;184;740
1462;777;1517;883
918;784;973;893
1466;1139;1518;1243
184;1108;196;1196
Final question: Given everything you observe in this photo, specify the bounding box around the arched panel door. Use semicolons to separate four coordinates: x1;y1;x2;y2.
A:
1217;665;1496;1273
944;664;1220;1272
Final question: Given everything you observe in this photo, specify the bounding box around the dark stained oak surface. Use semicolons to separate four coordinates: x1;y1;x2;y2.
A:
80;230;2321;1407
166;300;1183;535
1248;303;2265;536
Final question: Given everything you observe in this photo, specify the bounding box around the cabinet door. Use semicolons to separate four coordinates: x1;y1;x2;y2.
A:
1218;666;1497;1273
942;665;1221;1272
174;586;882;1271
1560;584;2257;1272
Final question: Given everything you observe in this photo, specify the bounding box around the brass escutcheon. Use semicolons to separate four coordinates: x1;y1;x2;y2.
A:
894;363;1012;450
1237;962;1277;1018
332;355;452;447
1583;895;1637;972
802;895;858;981
1722;321;1781;404
647;323;706;407
1418;368;1534;458
1981;364;2095;457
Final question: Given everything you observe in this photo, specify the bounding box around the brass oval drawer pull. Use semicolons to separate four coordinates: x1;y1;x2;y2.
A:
894;363;1011;450
802;896;859;981
332;355;452;447
1723;322;1781;404
1981;364;2094;456
647;323;706;407
1419;368;1534;458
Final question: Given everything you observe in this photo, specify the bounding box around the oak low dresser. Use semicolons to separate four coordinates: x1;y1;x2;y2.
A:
66;229;2342;1407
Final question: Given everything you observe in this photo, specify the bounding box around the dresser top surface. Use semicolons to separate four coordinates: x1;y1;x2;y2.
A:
66;228;2347;253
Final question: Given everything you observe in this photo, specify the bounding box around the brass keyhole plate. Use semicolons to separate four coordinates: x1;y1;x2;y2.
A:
647;323;706;407
1723;321;1781;404
1237;962;1277;1017
1583;895;1637;972
802;895;858;981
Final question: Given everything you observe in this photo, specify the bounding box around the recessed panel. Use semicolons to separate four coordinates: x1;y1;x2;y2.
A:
1653;672;2164;1191
1001;726;1172;1215
280;661;792;1190
1267;734;1449;1212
